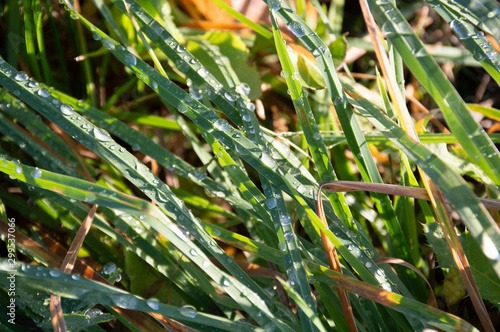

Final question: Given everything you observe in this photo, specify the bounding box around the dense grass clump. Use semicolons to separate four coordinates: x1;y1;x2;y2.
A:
0;0;499;331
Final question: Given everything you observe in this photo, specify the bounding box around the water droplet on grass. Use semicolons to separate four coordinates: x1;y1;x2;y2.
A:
178;102;188;113
112;294;137;309
33;168;42;178
214;119;229;131
287;21;305;37
49;269;61;277
15;72;28;81
237;83;251;95
179;305;197;318
60;104;75;115
102;263;117;275
450;19;472;39
266;197;277;209
270;0;282;11
38;88;50;97
146;298;160;310
224;91;234;102
93;127;112;141
124;53;137;66
102;38;115;50
199;68;209;78
221;276;231;287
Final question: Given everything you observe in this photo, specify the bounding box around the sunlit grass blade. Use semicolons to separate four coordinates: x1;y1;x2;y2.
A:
210;0;272;39
0;261;260;331
428;0;500;85
307;262;479;332
368;0;500;185
268;0;413;265
278;278;328;332
343;87;500;278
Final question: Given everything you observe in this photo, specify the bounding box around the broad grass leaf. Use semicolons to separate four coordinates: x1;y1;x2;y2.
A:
287;44;325;89
189;31;261;100
425;222;500;306
328;33;348;68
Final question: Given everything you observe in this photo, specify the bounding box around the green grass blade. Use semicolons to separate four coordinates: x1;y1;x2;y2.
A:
368;0;500;185
0;261;260;331
428;0;500;85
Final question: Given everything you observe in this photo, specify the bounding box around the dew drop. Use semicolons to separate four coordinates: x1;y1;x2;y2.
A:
124;53;137;66
280;214;291;226
15;72;28;82
178;102;188;113
102;38;115;50
381;282;392;291
92;32;102;40
224;91;234;102
93;127;112;141
179;305;197;318
279;241;287;252
112;294;137;309
49;269;61;277
86;308;103;318
212;228;221;236
312;132;321;140
221;276;231;287
102;262;117;275
146;298;160;310
189;85;202;100
60;104;75;115
270;0;282;12
199;68;209;78
33;167;42;178
287;21;305;37
38;88;50;98
237;83;251;95
190;249;198;256
284;231;293;242
265;197;277;209
450;19;472;39
214;119;229;131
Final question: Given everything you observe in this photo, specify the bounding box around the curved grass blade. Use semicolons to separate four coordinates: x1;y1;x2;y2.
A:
428;0;500;85
0;261;260;332
266;0;413;265
278;278;328;332
344;87;500;278
306;262;478;332
368;0;500;185
0;57;297;330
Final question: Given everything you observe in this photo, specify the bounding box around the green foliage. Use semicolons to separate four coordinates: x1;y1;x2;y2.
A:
0;0;499;331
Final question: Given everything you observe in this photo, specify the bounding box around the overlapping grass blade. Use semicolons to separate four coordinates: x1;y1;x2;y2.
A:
0;63;294;332
0;261;259;331
428;0;500;85
367;0;500;185
266;0;413;265
343;86;500;278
